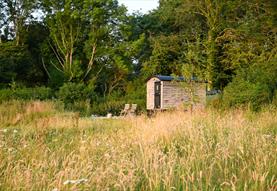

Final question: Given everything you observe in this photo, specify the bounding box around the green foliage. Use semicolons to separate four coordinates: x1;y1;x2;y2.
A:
88;81;146;116
56;82;98;115
0;22;50;86
273;91;277;106
124;79;146;113
206;94;223;109
0;0;39;45
223;81;270;111
91;100;126;116
223;57;277;110
43;0;133;87
47;67;65;89
0;42;33;84
143;34;183;76
0;87;53;102
57;83;91;105
91;88;146;116
69;99;92;116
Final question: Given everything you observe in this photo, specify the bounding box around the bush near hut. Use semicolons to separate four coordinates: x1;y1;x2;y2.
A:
223;80;271;111
56;82;146;116
223;59;277;111
90;91;146;116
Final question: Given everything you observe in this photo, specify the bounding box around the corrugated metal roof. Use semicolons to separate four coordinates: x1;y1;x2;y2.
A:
154;75;185;81
147;75;206;82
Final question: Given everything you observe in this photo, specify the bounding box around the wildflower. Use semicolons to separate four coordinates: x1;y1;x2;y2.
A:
63;178;88;185
263;134;271;139
0;129;8;133
63;180;71;185
199;171;203;179
238;146;244;154
13;130;18;133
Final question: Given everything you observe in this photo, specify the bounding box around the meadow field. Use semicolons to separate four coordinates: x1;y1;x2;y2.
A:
0;101;276;191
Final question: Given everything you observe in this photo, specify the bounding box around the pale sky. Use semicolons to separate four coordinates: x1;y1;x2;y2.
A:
118;0;159;14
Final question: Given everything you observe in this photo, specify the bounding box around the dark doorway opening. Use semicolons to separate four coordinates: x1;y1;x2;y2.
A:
154;81;161;109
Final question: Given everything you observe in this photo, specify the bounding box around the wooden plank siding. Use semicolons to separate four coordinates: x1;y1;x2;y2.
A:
147;76;207;110
162;81;189;109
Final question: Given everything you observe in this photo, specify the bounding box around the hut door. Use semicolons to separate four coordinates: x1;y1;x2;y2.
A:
154;82;161;109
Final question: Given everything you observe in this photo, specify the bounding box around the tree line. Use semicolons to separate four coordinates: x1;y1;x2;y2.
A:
0;0;276;111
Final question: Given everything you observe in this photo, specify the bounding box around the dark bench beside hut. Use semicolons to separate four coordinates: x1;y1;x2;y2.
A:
146;75;207;111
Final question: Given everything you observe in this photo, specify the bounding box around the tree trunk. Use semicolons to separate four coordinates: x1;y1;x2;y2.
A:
207;29;217;90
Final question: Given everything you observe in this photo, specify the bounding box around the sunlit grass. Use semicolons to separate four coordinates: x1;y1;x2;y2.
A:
0;101;276;190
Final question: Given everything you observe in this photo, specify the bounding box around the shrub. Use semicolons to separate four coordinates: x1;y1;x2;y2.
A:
272;91;277;107
56;82;146;116
90;98;145;116
0;87;53;102
57;83;90;105
124;81;146;113
223;80;270;111
223;59;277;110
91;100;126;116
71;100;91;116
56;82;98;115
206;94;223;109
89;97;145;116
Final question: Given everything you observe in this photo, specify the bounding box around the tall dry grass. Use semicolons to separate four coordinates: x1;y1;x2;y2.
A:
0;101;276;190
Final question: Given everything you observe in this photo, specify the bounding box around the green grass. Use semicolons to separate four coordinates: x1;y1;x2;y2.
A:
0;101;276;190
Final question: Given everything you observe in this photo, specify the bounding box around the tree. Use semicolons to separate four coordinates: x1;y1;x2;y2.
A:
25;22;50;84
215;0;277;89
142;34;183;76
223;51;277;110
0;42;33;85
193;0;223;88
0;0;38;45
43;0;135;95
42;0;84;81
140;0;207;79
179;38;206;113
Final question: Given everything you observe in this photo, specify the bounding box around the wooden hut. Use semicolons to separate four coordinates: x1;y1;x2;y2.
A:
146;75;207;110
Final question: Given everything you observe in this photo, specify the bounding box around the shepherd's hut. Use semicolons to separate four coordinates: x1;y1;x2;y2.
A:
146;75;207;110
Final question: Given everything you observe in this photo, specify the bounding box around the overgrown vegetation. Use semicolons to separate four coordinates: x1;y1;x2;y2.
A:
0;87;53;102
1;1;276;189
0;101;276;190
223;57;277;110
